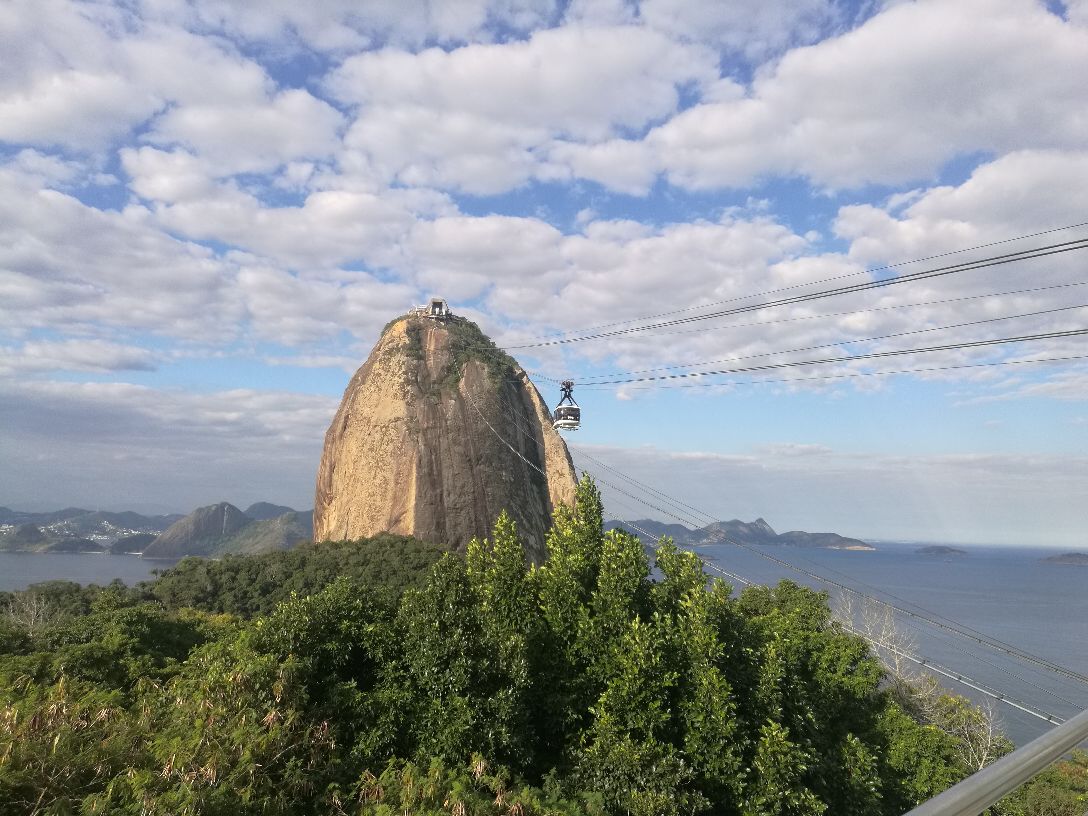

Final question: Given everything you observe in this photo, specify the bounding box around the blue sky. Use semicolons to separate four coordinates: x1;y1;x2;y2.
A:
2;0;1088;545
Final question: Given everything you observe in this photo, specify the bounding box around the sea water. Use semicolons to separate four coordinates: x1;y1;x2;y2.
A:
0;552;171;592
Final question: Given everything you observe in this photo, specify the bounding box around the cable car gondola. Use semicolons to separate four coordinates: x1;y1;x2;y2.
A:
553;380;580;431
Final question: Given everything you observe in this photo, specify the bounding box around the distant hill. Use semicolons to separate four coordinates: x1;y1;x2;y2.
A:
1041;552;1088;566
244;502;297;520
142;502;253;558
214;511;313;555
141;504;314;558
0;501;313;557
606;517;873;550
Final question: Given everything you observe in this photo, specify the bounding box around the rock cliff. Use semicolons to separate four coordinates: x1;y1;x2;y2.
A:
313;314;578;562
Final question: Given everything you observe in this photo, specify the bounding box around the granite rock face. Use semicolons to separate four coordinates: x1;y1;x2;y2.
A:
313;315;578;562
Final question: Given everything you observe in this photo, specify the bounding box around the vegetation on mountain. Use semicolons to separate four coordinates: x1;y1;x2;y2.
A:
0;478;1078;815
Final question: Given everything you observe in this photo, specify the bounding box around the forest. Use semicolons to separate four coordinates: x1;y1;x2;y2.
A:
1;477;1085;815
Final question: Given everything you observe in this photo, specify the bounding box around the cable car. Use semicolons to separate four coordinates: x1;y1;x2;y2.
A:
553;380;580;431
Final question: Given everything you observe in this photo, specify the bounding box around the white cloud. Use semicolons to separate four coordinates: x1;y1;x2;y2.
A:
649;0;1088;189
0;339;160;375
637;0;839;58
0;70;159;151
546;139;659;195
410;215;567;300
235;259;416;344
0;168;242;341
148;88;346;174
146;184;447;271
0;378;336;510
330;25;715;193
140;0;560;50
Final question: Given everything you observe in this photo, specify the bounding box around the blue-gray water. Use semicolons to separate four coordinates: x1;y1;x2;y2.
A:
0;552;170;592
2;544;1086;746
699;541;1088;746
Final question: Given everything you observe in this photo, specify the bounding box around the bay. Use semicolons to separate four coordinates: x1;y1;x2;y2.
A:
0;551;173;591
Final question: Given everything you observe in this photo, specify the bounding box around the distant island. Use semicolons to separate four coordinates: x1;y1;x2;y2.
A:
605;517;875;551
917;545;968;557
0;503;312;557
1041;552;1088;566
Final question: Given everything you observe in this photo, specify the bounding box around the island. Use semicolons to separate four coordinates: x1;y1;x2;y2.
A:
1041;552;1088;566
917;545;968;557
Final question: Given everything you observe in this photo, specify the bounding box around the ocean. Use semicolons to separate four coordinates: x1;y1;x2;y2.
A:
0;552;172;592
1;543;1085;746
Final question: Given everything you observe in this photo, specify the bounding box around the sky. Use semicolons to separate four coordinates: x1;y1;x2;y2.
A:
2;0;1088;546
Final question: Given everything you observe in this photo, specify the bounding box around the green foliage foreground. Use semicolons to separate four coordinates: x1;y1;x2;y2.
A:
2;478;1082;815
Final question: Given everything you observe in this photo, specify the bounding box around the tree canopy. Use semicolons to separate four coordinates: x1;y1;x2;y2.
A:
1;477;1074;815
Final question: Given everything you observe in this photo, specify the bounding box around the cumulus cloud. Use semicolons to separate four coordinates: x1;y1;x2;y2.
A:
0;339;160;375
0;379;336;510
139;0;561;50
329;25;716;193
637;0;840;58
649;0;1088;189
0;168;243;342
147;88;346;175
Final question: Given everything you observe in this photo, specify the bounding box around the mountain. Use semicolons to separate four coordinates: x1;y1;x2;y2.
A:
608;516;874;550
313;312;578;562
0;507;180;546
704;518;779;545
244;502;297;520
605;519;694;541
215;511;313;555
142;502;252;558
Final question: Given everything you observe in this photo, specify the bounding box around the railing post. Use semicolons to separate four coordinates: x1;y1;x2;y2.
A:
903;706;1088;816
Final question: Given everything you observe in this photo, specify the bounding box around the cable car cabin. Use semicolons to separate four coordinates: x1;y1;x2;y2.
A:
553;380;580;431
553;404;581;431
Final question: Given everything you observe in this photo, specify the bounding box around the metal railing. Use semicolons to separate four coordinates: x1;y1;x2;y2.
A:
904;705;1088;816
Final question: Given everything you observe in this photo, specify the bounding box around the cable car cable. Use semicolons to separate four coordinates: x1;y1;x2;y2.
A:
576;464;1088;688
581;464;1074;722
573;352;1088;392
580;327;1088;387
517;222;1088;342
506;238;1088;349
577;302;1088;382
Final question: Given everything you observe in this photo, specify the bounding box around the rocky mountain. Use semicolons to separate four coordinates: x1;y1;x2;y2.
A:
142;502;252;558
607;517;874;550
314;313;578;562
